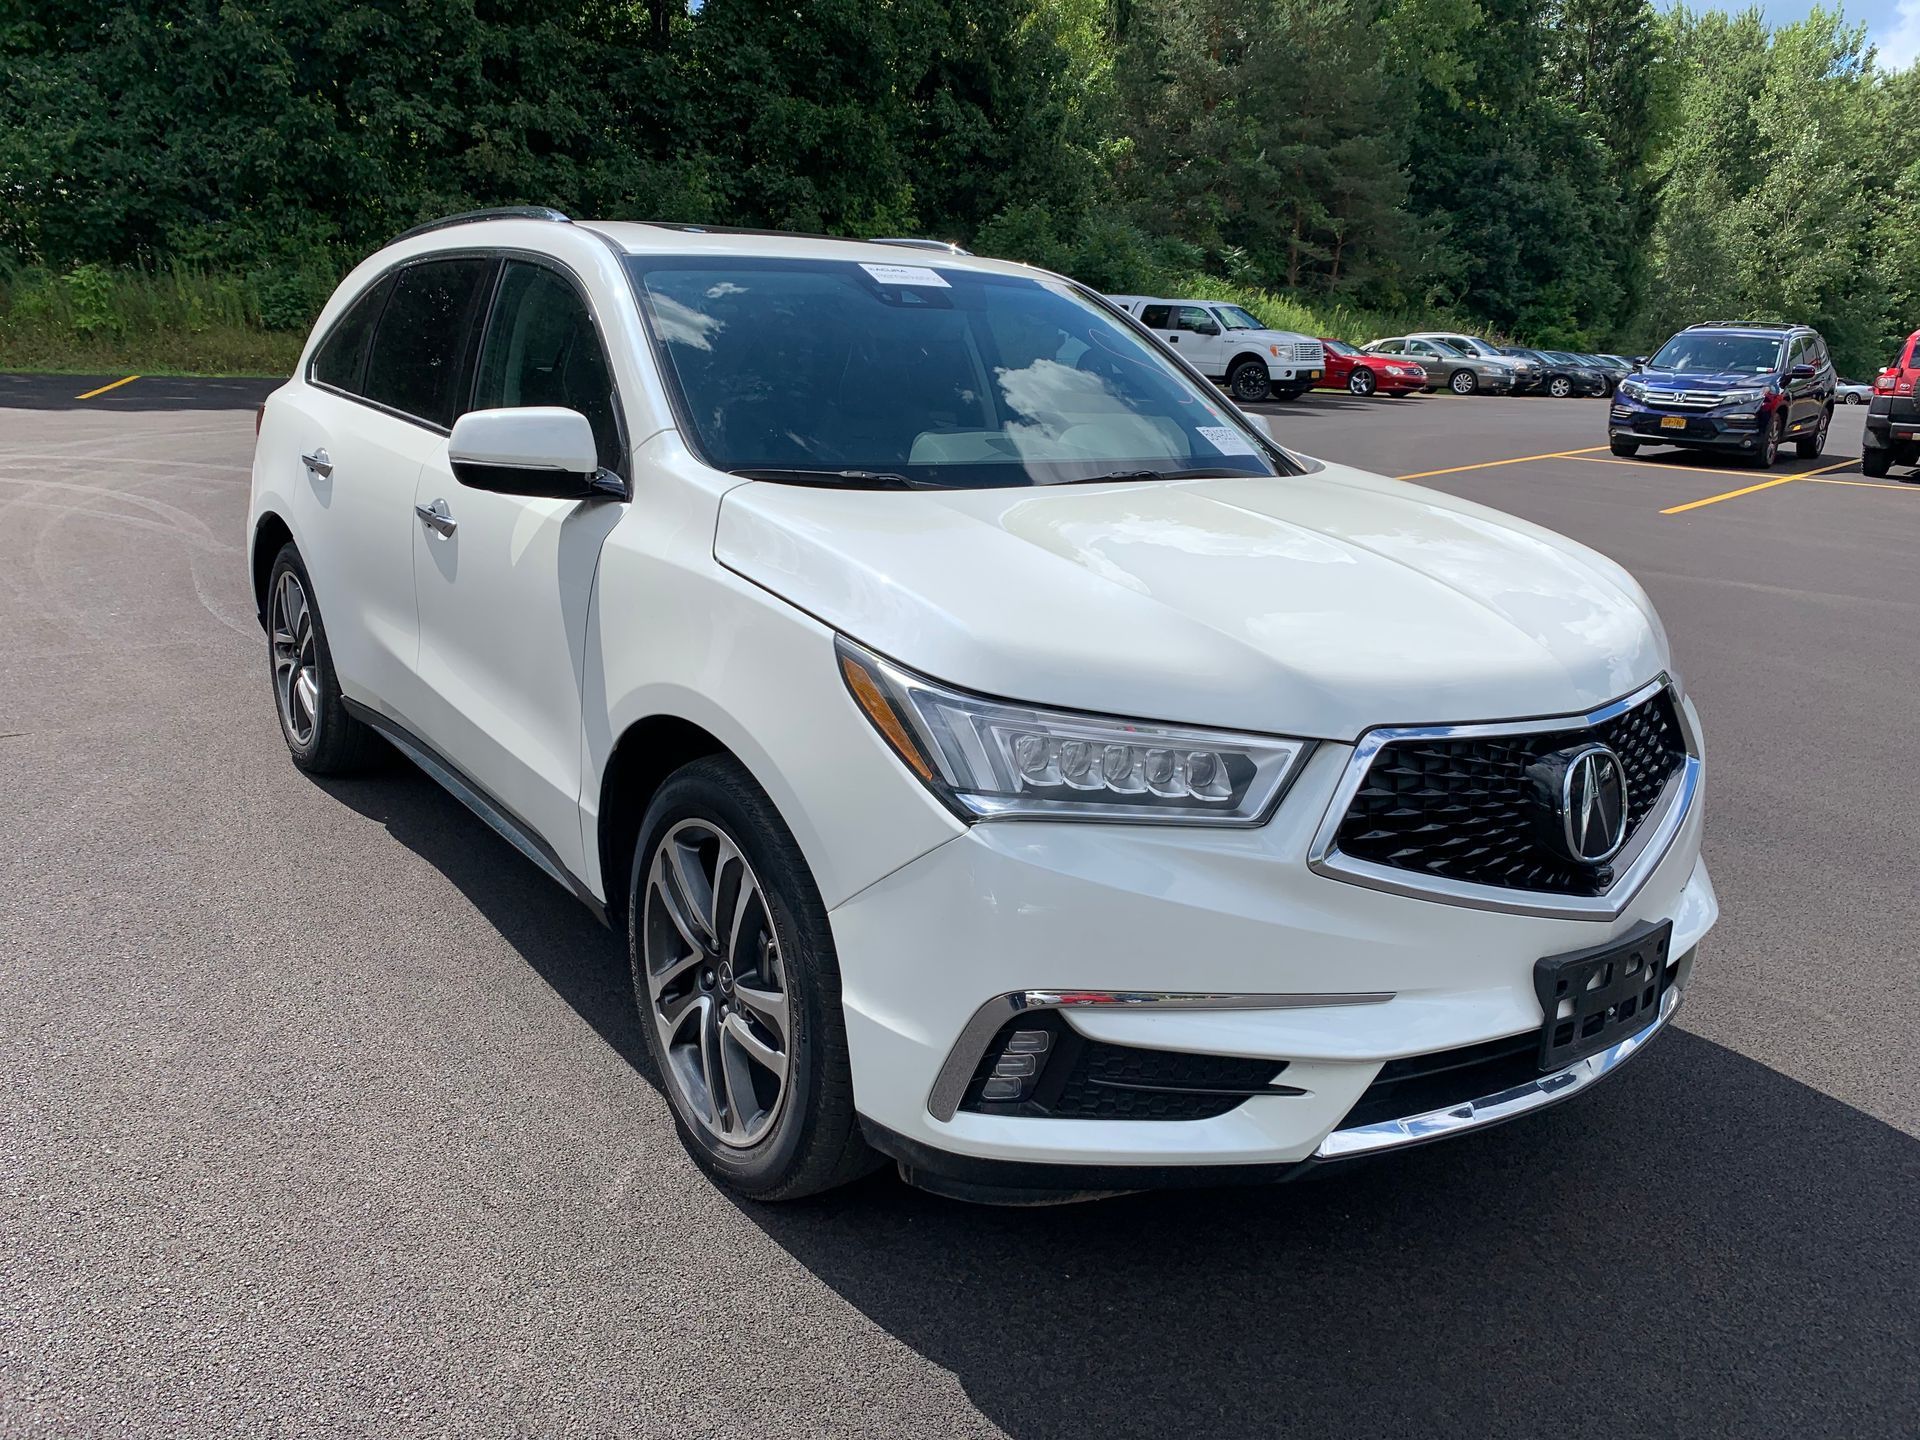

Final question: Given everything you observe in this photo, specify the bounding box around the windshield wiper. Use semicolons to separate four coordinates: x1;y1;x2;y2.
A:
1065;467;1258;484
727;467;940;490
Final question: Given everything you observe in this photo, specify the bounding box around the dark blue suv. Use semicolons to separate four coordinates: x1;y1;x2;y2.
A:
1608;322;1836;469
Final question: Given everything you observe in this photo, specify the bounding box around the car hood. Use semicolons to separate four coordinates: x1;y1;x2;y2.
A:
715;463;1668;741
1637;370;1770;391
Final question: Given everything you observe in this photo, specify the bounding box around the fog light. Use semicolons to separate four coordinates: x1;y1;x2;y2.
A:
977;1027;1053;1105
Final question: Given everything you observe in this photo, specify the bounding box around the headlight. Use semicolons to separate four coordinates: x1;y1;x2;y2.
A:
1619;379;1648;401
837;639;1311;824
1719;388;1765;406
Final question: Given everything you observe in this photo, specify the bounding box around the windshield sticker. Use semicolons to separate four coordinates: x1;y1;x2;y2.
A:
859;263;951;288
1196;425;1259;455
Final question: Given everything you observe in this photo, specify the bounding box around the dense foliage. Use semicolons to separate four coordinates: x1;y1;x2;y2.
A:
1;0;1914;372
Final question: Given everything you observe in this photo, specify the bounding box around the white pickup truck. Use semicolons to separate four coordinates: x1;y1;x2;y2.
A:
1109;295;1325;403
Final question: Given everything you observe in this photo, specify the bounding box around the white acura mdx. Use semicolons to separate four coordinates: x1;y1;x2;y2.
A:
249;209;1715;1203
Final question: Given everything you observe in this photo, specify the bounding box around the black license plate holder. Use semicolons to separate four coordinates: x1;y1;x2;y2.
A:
1533;921;1674;1072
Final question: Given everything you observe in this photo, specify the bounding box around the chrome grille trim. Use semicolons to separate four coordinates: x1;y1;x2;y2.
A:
1305;676;1702;921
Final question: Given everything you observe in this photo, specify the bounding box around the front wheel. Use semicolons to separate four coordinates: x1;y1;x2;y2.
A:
1610;437;1639;457
1347;367;1377;397
1794;406;1831;459
1228;359;1271;403
1748;413;1782;469
1448;369;1478;396
1844;392;1864;404
1548;376;1573;399
629;756;878;1200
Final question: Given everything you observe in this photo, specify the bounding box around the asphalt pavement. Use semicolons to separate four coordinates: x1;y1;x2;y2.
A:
3;376;1916;1438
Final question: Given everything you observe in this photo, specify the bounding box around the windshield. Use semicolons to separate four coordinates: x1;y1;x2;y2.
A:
627;258;1286;488
1214;305;1265;331
1648;333;1785;375
1322;338;1358;356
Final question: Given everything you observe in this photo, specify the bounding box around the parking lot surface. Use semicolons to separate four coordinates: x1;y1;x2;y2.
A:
4;377;1917;1437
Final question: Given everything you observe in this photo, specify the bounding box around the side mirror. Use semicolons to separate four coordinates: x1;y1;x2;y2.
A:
1631;356;1647;369
1194;321;1221;336
1789;363;1816;380
447;407;623;499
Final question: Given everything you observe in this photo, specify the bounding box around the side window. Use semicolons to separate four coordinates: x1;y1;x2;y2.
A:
310;274;394;395
362;257;494;427
1408;341;1435;357
1176;306;1214;333
1785;336;1806;372
1374;340;1401;354
1139;304;1173;329
472;261;623;473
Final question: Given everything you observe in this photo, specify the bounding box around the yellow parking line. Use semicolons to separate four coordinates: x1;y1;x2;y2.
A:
73;374;140;400
1659;459;1857;515
1805;476;1918;492
1570;454;1766;479
1395;445;1607;481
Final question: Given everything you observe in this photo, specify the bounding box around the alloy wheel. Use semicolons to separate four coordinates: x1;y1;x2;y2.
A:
1549;377;1572;398
270;570;320;748
1450;370;1476;395
642;819;793;1148
1349;369;1375;396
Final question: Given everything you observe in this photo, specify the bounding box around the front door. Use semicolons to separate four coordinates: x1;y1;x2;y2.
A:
408;259;629;879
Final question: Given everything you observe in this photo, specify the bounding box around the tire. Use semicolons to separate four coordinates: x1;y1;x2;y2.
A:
1610;437;1639;457
1448;369;1478;396
1794;406;1831;459
628;756;879;1201
1844;392;1864;404
1748;413;1782;469
1548;376;1573;399
1228;359;1271;403
1347;368;1377;397
1862;446;1892;477
265;544;379;775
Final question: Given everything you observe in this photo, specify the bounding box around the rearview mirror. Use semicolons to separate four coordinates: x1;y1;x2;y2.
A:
447;407;625;500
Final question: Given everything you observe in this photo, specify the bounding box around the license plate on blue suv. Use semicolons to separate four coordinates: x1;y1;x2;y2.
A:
1659;416;1686;429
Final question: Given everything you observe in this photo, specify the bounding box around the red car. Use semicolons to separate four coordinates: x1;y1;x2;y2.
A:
1873;328;1920;397
1317;338;1426;396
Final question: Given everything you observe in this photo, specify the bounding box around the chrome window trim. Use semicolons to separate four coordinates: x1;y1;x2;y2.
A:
1305;675;1701;922
1315;980;1683;1159
926;987;1394;1122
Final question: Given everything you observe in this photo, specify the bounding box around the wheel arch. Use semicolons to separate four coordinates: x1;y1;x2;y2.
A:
597;712;734;926
1226;350;1269;376
251;511;296;629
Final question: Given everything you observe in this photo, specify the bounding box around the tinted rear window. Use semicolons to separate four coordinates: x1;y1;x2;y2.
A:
310;274;393;394
363;258;494;426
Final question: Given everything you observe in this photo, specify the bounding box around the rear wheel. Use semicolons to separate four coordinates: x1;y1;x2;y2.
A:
1794;405;1831;459
629;756;878;1200
1228;359;1271;403
1862;446;1892;477
1347;368;1377;397
1610;437;1639;457
265;545;379;775
1448;369;1478;396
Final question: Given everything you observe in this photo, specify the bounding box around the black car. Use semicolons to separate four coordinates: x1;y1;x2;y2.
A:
1610;322;1837;468
1502;347;1609;398
1580;353;1635;392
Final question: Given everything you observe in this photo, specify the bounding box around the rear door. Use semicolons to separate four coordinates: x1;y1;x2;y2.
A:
407;257;629;879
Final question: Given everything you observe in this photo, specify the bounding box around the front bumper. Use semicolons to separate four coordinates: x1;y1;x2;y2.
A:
1609;400;1773;449
1267;365;1324;385
829;723;1714;1191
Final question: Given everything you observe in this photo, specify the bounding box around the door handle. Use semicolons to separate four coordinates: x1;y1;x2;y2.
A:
301;448;333;477
1167;335;1179;343
414;498;457;537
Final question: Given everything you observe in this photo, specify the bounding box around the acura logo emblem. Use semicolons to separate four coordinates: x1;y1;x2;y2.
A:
1526;744;1630;866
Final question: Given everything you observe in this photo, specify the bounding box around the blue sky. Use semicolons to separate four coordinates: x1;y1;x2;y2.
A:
1667;0;1920;66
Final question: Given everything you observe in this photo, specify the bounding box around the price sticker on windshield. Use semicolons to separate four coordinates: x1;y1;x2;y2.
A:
1196;425;1260;455
859;263;951;288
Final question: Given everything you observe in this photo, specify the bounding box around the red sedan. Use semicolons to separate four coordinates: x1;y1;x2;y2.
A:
1317;338;1425;397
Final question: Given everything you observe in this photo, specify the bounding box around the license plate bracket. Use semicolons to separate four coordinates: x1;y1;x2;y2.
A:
1533;921;1674;1071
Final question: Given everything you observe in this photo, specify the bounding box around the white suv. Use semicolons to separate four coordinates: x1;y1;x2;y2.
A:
250;210;1715;1203
1109;296;1324;403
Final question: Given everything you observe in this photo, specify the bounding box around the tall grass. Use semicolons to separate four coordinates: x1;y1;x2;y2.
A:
1171;272;1476;345
0;263;310;375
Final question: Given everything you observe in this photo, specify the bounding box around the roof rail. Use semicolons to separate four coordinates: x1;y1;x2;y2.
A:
1689;319;1796;331
869;237;974;256
391;206;571;245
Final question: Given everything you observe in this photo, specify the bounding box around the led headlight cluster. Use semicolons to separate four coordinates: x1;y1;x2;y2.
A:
1718;387;1766;406
837;639;1310;825
1619;379;1649;401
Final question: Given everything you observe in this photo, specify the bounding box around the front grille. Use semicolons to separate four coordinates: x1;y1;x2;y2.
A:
1332;689;1687;897
1290;341;1323;365
1645;390;1728;409
960;1012;1299;1121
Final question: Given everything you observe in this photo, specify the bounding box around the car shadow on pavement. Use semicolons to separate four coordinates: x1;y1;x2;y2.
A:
317;760;1920;1439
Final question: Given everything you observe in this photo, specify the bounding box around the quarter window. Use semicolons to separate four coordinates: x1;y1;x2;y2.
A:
310;274;394;394
472;262;623;473
362;257;494;427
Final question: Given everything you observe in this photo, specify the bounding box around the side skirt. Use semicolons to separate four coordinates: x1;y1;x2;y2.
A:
342;697;611;929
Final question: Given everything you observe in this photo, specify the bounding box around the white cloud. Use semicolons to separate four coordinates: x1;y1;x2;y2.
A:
1876;0;1920;69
